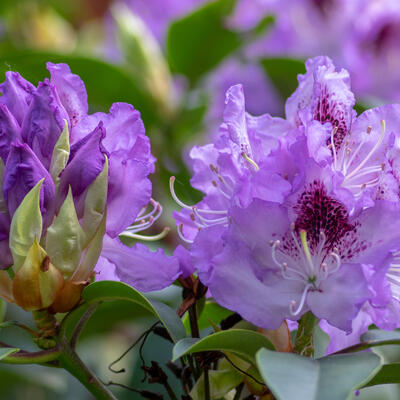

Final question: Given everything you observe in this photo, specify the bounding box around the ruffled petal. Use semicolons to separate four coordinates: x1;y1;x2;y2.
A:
47;62;88;128
58;122;106;209
4;143;56;224
0;104;21;163
0;71;35;125
99;235;180;292
208;240;306;329
21;80;69;170
307;263;369;332
173;245;195;279
106;147;152;237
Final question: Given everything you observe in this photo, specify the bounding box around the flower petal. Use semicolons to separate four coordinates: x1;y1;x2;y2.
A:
307;263;369;332
99;235;180;292
21;80;69;169
0;71;35;125
4;143;55;224
47;62;88;128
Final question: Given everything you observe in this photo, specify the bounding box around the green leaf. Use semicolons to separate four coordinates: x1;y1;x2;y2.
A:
313;325;330;359
183;300;233;332
49;119;70;189
167;0;241;83
172;329;274;364
81;281;186;343
190;358;243;400
260;57;305;100
9;179;43;271
336;329;400;355
364;363;400;387
46;187;84;279
0;348;19;360
256;348;382;400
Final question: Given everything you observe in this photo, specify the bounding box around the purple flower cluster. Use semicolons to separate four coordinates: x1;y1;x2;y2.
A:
0;63;179;311
173;56;400;351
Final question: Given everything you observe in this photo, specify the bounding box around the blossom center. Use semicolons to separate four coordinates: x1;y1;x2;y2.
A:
270;226;342;316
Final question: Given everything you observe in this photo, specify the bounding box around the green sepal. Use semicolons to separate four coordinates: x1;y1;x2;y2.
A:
71;211;106;283
9;179;43;272
81;156;108;246
49;119;70;190
12;240;64;311
46;186;85;280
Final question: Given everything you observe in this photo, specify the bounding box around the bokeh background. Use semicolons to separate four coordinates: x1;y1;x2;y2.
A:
1;0;400;398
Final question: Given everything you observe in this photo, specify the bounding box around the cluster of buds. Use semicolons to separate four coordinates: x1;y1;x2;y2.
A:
0;120;108;313
0;62;159;314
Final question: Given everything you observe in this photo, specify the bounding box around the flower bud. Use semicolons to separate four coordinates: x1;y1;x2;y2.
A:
12;240;64;311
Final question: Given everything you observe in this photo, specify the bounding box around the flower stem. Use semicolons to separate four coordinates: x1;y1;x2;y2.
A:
204;367;211;400
58;337;117;400
70;303;99;348
293;312;319;357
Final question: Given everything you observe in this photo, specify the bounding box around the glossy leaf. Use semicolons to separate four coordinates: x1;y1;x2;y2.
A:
81;280;186;343
190;358;243;400
167;0;241;83
364;363;400;387
256;348;382;400
260;57;306;100
0;348;19;360
313;325;330;359
183;300;233;332
172;329;274;364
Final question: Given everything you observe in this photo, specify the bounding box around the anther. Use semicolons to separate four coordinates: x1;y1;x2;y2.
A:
211;180;218;187
366;126;372;134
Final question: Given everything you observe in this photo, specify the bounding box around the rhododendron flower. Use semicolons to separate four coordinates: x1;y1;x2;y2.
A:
286;56;400;206
172;84;290;243
0;63;178;312
207;158;400;331
173;56;400;341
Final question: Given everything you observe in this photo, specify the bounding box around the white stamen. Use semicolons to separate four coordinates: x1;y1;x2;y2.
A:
169;176;227;215
177;223;194;244
345;120;386;181
120;227;170;241
290;283;312;316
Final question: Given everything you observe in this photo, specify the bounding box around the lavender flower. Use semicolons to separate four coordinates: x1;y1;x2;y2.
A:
0;63;178;312
174;57;400;338
171;84;291;282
